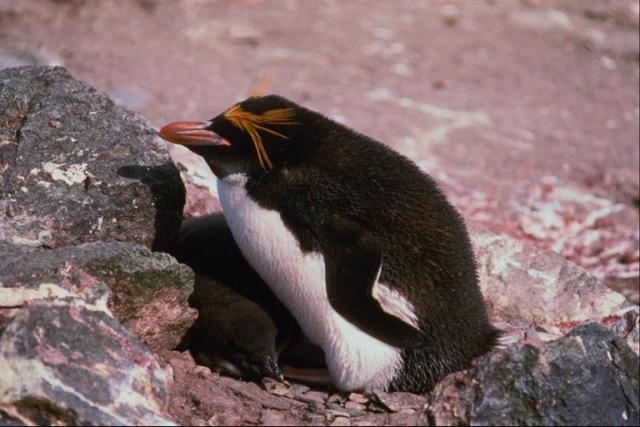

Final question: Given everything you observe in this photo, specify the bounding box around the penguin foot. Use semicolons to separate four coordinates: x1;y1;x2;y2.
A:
192;351;284;382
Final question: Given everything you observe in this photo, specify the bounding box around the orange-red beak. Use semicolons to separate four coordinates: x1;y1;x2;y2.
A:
158;121;230;147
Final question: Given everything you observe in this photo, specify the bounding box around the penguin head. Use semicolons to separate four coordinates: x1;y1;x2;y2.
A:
159;95;311;178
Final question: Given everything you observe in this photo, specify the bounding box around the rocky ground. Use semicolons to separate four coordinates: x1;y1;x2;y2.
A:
0;0;638;425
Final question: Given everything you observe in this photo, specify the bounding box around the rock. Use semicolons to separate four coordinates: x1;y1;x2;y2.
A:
192;365;212;379
0;295;173;425
225;24;261;46
0;240;196;352
263;378;290;396
1;64;635;426
169;145;220;218
580;2;640;28
611;307;639;355
598;31;639;60
430;322;640;426
327;407;351;418
441;4;460;26
181;171;220;218
509;8;572;31
286;383;311;398
259;409;301;425
0;67;189;424
581;28;640;61
299;390;328;405
473;231;630;324
344;400;367;415
348;392;369;404
0;66;184;251
330;416;351;426
373;391;428;413
347;411;429;426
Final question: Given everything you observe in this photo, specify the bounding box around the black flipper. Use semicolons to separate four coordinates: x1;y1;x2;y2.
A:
319;215;423;349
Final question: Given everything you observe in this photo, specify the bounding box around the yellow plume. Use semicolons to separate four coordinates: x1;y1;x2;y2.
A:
249;74;272;98
224;104;298;169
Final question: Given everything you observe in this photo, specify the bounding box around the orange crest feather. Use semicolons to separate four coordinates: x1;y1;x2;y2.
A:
249;74;272;98
224;104;298;169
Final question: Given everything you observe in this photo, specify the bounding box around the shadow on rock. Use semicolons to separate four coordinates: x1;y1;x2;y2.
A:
118;163;185;252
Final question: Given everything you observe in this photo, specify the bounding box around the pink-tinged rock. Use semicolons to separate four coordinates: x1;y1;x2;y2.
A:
611;307;640;355
0;297;173;425
0;240;196;352
169;145;221;218
181;170;221;218
372;390;428;413
471;230;630;325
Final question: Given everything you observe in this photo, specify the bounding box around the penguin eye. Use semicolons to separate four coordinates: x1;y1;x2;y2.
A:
223;104;299;170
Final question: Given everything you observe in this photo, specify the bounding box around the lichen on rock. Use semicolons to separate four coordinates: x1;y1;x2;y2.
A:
0;65;189;425
0;65;184;251
0;240;196;352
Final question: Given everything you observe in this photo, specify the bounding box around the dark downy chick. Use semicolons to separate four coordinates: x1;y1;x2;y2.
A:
172;214;299;381
181;275;282;381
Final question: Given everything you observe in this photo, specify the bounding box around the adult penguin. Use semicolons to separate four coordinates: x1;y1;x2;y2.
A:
160;93;499;392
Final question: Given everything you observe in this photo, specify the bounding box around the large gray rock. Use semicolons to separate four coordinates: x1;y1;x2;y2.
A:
0;240;196;352
0;66;184;251
0;292;173;425
0;66;190;425
429;322;640;426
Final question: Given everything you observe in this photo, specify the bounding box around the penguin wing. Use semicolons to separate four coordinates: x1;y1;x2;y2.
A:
320;215;423;349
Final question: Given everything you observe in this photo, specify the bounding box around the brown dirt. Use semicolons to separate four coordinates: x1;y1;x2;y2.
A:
160;349;430;425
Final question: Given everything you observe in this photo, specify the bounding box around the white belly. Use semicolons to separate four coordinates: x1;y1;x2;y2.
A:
217;174;402;391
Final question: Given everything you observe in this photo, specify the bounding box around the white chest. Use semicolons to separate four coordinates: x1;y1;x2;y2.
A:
216;174;402;391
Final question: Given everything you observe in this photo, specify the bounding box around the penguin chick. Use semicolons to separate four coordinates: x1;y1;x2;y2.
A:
171;214;299;381
171;214;300;349
180;275;283;381
160;94;500;393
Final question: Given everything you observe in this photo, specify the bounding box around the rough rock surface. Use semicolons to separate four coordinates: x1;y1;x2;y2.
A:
0;66;189;425
0;288;173;425
611;307;640;355
472;230;631;324
430;322;639;426
0;66;184;251
0;240;196;352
